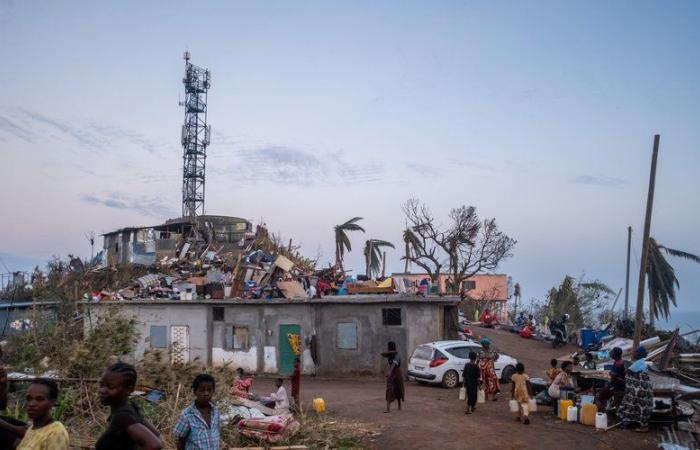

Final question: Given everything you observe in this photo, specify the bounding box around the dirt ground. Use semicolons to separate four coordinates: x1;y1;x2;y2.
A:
254;327;661;449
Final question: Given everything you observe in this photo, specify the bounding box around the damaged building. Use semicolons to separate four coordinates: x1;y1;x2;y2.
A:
102;215;252;266
82;295;459;377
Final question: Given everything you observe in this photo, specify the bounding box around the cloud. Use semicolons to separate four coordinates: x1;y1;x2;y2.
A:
403;158;497;179
571;175;627;188
88;123;162;154
19;108;107;150
213;145;385;186
81;193;178;219
0;114;34;142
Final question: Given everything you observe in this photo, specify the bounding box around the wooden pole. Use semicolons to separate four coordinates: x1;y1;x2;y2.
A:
624;226;632;320
381;252;387;278
633;134;660;349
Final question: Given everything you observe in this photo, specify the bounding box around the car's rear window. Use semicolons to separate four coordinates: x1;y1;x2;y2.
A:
412;345;433;360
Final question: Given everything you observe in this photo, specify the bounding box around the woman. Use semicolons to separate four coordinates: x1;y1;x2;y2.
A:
477;338;500;401
17;379;69;450
96;362;163;450
548;361;576;399
382;341;405;413
230;368;252;399
617;346;653;432
597;347;626;412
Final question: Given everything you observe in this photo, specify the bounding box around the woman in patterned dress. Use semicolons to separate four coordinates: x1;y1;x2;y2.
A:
478;338;500;401
617;346;653;432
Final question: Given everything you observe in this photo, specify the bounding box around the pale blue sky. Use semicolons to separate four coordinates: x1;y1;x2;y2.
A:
1;1;698;312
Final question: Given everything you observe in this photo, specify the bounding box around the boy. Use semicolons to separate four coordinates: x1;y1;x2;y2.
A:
463;351;481;414
510;363;533;425
174;374;220;450
262;379;290;410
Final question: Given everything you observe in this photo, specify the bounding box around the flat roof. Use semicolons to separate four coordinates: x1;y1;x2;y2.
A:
81;294;460;306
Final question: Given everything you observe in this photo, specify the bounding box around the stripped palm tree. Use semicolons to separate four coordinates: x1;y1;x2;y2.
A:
364;239;396;279
334;217;365;274
647;237;700;328
402;227;420;273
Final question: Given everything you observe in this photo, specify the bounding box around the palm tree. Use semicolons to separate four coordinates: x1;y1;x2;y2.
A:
647;237;700;328
334;217;365;273
364;239;395;279
402;228;420;273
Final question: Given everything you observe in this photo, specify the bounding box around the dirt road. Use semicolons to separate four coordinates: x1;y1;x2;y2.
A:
253;327;660;449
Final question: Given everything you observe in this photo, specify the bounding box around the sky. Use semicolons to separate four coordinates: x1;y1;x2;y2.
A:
1;1;699;312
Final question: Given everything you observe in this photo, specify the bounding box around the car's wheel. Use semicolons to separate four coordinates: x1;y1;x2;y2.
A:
442;370;460;389
500;365;515;384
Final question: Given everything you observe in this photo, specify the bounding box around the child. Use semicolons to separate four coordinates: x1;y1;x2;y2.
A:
545;359;560;385
16;379;69;450
174;374;221;450
95;362;163;450
462;351;481;414
291;357;301;407
262;379;289;410
583;352;596;370
230;368;252;399
510;363;532;425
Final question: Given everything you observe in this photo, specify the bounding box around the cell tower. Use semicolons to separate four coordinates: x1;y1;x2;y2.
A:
180;51;211;218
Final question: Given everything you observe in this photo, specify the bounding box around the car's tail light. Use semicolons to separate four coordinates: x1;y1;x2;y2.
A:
429;358;448;368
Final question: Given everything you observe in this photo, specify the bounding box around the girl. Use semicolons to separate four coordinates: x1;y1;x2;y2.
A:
95;362;163;450
510;363;532;425
174;374;221;450
16;378;69;450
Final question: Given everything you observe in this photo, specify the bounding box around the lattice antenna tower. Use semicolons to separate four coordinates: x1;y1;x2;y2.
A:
180;51;211;218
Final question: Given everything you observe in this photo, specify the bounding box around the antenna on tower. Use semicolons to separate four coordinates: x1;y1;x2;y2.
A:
180;51;211;218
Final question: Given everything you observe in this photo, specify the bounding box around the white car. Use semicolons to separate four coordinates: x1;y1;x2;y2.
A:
407;340;518;389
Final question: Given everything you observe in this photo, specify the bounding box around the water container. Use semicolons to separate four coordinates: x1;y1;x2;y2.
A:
580;328;594;349
595;412;608;430
312;398;326;413
567;405;578;422
559;400;573;420
477;389;486;404
459;387;466;401
581;404;597;426
528;398;537;413
509;399;519;413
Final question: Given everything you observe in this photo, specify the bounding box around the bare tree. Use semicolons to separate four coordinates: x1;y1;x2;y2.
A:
402;199;516;294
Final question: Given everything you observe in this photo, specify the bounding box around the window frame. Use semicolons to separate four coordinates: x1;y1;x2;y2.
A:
336;322;358;350
213;306;225;322
149;325;168;348
382;308;402;326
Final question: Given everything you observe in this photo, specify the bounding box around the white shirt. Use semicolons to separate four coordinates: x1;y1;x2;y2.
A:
268;386;289;409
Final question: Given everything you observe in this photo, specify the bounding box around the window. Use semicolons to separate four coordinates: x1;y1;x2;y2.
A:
445;346;469;359
225;325;249;350
337;322;358;349
149;325;167;348
382;308;402;326
462;280;476;290
213;306;224;321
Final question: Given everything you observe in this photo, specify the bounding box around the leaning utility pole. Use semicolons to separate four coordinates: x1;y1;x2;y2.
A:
624;226;632;320
633;135;660;349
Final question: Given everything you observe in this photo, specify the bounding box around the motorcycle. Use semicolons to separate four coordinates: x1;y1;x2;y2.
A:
549;315;569;348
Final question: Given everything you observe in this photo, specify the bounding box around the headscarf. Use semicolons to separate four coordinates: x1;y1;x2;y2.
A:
635;345;648;359
480;337;491;347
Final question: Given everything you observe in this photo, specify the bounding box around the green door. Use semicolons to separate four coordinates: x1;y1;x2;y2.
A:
279;324;301;375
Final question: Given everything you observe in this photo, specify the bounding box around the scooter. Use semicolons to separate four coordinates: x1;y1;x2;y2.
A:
549;315;569;348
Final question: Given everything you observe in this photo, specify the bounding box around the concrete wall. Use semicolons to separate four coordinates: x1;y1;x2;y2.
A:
85;304;209;364
84;300;453;377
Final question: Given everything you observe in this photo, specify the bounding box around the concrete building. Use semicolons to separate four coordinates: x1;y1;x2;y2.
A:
392;273;510;322
83;295;459;377
102;215;252;266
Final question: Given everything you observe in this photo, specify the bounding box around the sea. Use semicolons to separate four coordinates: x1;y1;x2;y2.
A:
656;310;700;335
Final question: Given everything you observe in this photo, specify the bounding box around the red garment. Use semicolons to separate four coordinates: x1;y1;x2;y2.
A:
519;328;533;339
480;311;498;325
